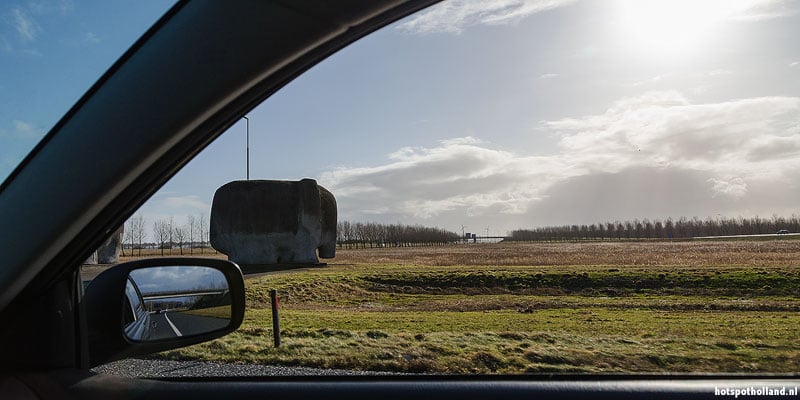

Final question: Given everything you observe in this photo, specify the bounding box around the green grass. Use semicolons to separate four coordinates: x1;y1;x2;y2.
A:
157;259;800;374
183;305;231;318
162;307;800;373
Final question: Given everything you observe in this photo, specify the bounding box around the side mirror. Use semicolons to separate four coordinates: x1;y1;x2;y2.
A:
84;258;245;367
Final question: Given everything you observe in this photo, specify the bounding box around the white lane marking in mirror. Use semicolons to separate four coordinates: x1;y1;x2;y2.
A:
163;312;183;337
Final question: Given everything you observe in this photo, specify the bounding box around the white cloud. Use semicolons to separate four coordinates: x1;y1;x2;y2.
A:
707;177;748;197
321;91;800;229
10;7;38;42
27;0;74;15
321;137;553;219
83;32;99;44
725;0;799;20
12;119;44;138
705;69;734;76
4;1;77;51
549;91;800;174
791;61;800;67
0;35;11;52
539;73;559;79
158;195;211;212
627;70;733;90
397;0;576;34
398;0;793;35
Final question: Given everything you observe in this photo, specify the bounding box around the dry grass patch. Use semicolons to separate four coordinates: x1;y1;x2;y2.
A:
333;240;800;267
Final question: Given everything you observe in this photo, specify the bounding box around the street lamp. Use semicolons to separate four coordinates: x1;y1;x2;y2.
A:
243;116;250;180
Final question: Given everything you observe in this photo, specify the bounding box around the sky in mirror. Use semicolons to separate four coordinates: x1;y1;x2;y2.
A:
3;1;799;236
130;266;227;295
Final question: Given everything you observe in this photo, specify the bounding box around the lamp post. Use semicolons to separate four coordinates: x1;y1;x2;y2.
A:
243;116;250;180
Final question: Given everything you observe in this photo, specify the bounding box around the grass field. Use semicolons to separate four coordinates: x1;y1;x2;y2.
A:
153;240;800;374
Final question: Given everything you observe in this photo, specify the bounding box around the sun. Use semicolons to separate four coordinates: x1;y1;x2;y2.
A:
615;0;729;57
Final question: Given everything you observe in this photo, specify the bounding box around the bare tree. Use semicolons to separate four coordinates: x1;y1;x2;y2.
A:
335;221;459;248
173;224;187;255
153;219;170;256
510;213;800;242
197;213;208;254
168;216;175;255
123;220;134;257
187;215;196;254
127;214;147;256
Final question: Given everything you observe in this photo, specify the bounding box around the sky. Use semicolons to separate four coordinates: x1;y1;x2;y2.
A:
130;266;227;295
2;0;800;239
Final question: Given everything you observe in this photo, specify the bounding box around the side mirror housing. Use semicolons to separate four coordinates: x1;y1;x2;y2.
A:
83;258;245;367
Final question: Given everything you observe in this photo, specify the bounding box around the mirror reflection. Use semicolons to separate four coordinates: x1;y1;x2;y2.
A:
124;266;231;342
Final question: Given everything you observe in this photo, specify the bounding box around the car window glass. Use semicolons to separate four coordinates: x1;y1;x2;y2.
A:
57;0;800;376
0;1;175;183
125;278;143;318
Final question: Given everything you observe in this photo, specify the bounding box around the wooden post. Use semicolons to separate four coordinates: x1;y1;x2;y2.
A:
270;289;280;347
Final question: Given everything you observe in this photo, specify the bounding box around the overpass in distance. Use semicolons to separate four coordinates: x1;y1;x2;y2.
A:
460;236;508;244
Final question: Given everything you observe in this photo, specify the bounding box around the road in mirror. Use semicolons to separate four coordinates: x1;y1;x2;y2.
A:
125;266;231;342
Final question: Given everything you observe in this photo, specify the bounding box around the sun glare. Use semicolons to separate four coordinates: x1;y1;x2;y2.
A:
616;0;730;57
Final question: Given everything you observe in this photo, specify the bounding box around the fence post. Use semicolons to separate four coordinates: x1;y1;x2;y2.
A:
270;289;281;347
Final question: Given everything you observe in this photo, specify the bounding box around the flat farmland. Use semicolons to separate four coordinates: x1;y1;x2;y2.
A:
333;240;800;267
156;240;800;374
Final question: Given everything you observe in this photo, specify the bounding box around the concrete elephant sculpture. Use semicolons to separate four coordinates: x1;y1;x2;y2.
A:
210;179;337;267
85;226;124;264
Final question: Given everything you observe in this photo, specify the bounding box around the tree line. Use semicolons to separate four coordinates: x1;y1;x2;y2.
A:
123;214;210;256
124;216;462;254
508;215;800;242
337;221;460;248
